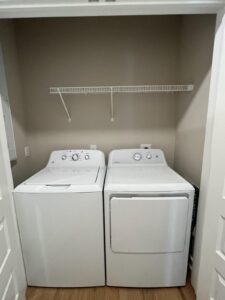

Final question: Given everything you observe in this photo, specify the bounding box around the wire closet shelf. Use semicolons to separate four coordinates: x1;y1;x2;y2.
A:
49;84;194;122
50;84;193;94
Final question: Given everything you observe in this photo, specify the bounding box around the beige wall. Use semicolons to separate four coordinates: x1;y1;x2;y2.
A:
0;20;28;186
9;15;215;185
14;16;180;176
174;15;216;187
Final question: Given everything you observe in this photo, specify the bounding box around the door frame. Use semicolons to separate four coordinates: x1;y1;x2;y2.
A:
0;1;224;299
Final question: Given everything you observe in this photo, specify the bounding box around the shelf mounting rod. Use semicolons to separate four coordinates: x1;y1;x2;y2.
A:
110;87;114;122
57;88;72;122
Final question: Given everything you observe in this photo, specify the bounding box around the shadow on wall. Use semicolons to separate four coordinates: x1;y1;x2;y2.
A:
0;20;29;186
174;14;216;187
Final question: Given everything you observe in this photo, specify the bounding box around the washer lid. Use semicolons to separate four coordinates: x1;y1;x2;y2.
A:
24;167;100;186
105;165;194;191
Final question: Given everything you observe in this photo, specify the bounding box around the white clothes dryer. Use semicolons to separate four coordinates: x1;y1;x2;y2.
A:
104;149;194;287
14;150;105;287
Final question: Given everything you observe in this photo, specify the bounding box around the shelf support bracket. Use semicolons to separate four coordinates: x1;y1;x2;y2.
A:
57;88;72;122
110;87;114;122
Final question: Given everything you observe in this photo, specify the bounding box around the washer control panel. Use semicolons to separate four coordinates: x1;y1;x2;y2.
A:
109;149;167;166
59;152;89;162
47;150;105;167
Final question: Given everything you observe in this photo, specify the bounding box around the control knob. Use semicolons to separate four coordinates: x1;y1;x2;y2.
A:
61;154;67;160
85;154;90;160
146;153;152;159
133;153;142;161
72;153;79;161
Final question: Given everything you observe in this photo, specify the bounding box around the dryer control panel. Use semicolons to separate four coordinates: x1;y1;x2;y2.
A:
47;150;105;167
108;149;167;166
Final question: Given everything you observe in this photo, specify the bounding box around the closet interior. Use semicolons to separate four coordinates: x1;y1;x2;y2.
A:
0;14;216;279
1;16;215;186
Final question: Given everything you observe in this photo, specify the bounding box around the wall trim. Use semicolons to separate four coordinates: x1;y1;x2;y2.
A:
0;1;224;18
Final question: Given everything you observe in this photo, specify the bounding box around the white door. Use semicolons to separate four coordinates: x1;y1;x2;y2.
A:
193;9;225;300
0;95;26;300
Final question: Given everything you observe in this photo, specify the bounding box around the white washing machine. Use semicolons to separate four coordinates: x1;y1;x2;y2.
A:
14;150;105;287
104;149;194;287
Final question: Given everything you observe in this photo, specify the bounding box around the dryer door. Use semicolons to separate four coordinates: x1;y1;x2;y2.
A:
110;196;189;253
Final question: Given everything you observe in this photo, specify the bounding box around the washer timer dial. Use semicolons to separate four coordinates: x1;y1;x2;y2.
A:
72;153;79;161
